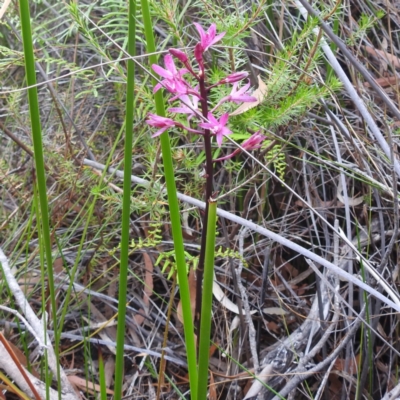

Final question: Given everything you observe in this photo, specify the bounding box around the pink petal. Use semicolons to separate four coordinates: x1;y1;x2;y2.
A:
207;112;219;125
163;81;175;93
164;54;177;74
242;132;266;149
232;95;257;103
230;82;239;92
212;32;225;45
194;23;206;42
152;127;169;137
178;94;190;103
174;79;189;94
152;64;171;79
222;126;232;136
236;82;251;94
216;132;223;147
178;68;189;77
224;72;248;83
153;83;162;93
147;113;175;128
207;24;216;40
199;122;212;129
168;106;190;114
220;113;229;125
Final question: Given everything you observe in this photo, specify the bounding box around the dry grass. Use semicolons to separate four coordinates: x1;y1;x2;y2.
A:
1;0;400;399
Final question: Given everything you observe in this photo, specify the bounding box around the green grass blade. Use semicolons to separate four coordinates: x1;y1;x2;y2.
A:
113;0;136;398
98;349;108;400
18;0;61;394
140;1;198;397
197;200;217;400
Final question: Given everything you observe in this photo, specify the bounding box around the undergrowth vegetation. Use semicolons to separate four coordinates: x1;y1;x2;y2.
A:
1;0;400;399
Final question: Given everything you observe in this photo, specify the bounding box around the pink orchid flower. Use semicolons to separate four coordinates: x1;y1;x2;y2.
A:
220;72;249;84
168;94;199;121
194;23;225;52
212;81;257;111
226;81;257;103
208;72;249;90
152;54;189;95
242;131;266;150
147;113;203;137
214;131;266;162
146;113;176;137
199;112;232;147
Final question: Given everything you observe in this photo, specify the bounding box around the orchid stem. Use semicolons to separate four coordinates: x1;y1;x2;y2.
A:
195;72;214;333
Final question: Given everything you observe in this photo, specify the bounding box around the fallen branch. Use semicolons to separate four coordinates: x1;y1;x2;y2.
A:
0;247;78;400
0;340;68;400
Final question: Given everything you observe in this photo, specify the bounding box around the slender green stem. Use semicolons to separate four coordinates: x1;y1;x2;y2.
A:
98;350;107;400
114;0;136;398
140;1;198;398
195;75;214;328
197;200;217;400
18;0;61;394
33;187;51;399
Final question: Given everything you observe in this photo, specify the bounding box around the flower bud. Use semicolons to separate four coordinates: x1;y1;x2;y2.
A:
194;43;204;67
221;72;249;84
241;131;266;150
169;48;189;63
